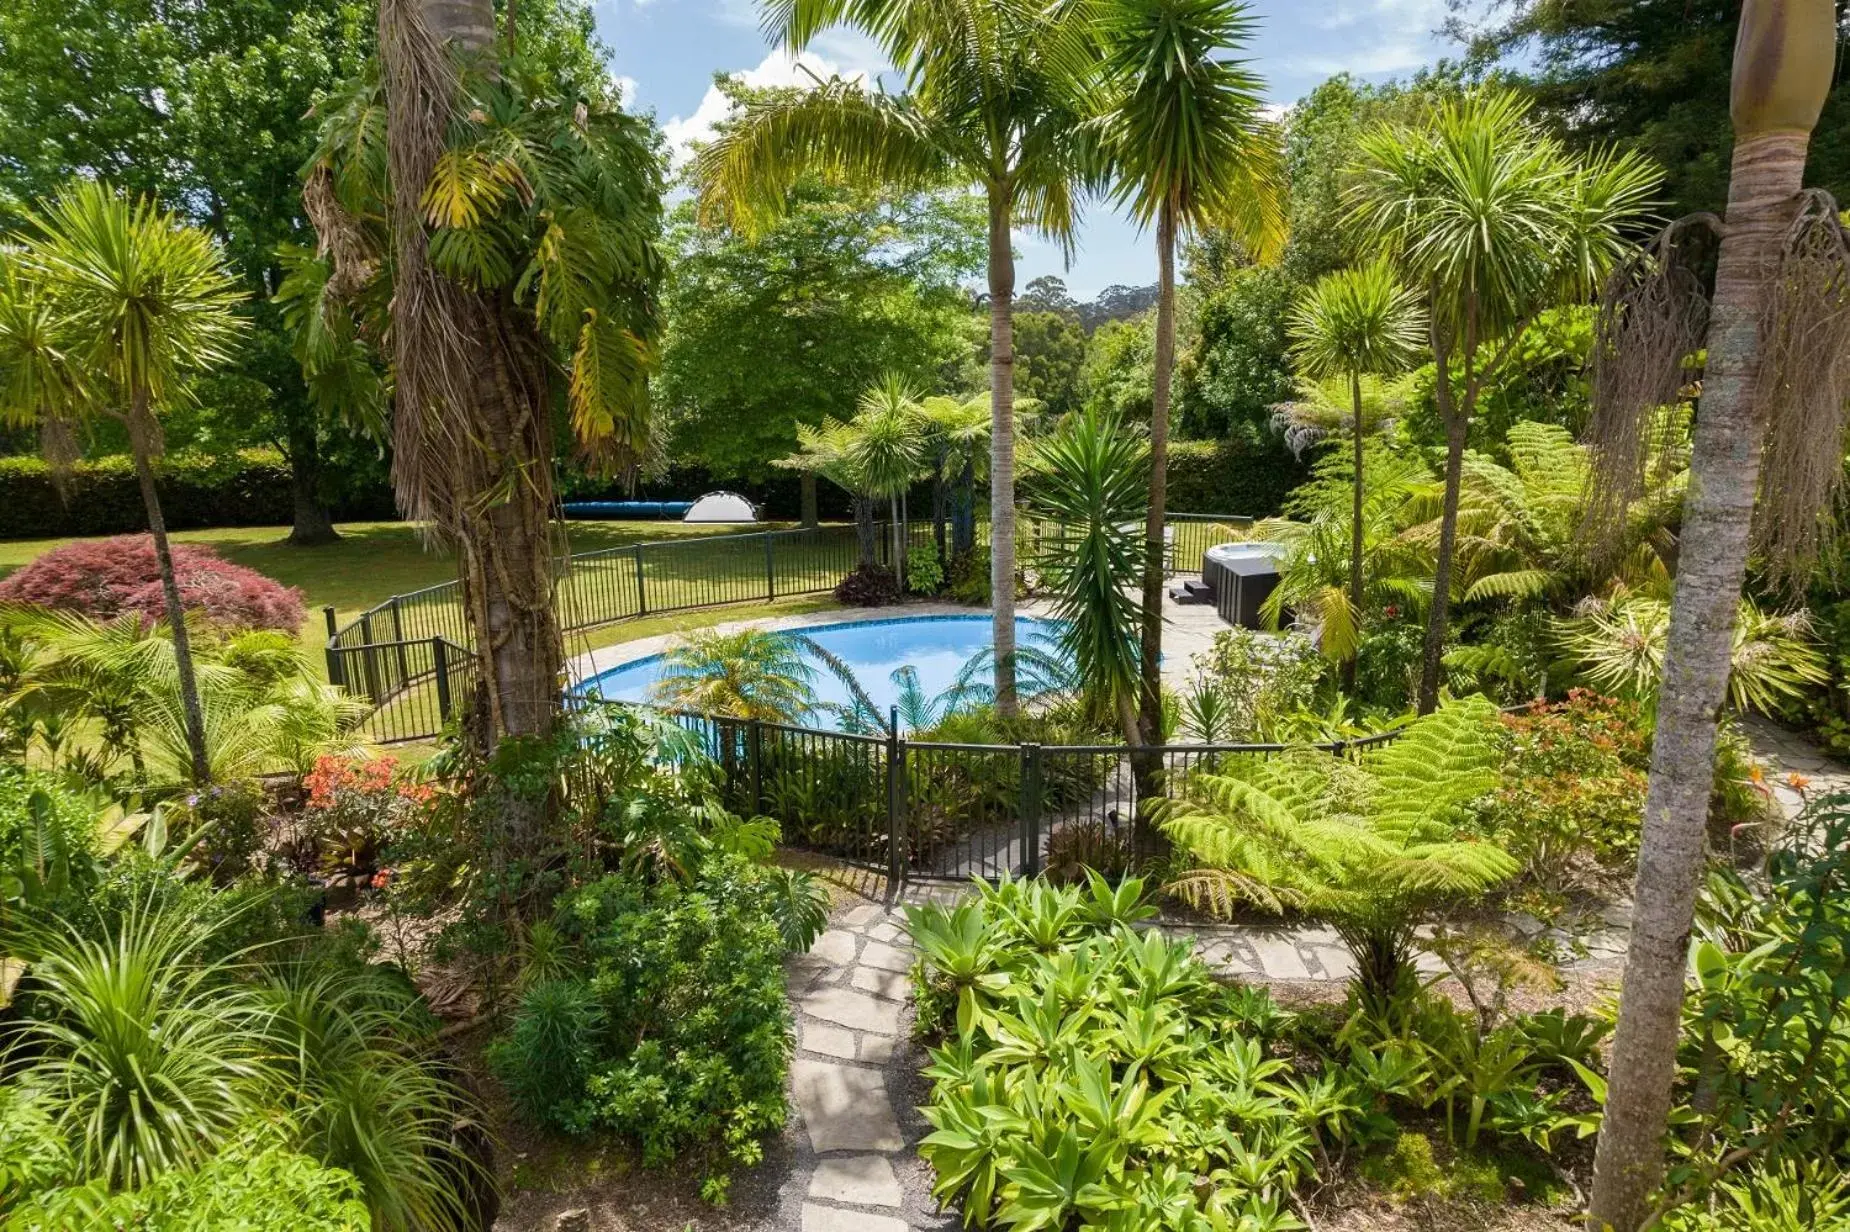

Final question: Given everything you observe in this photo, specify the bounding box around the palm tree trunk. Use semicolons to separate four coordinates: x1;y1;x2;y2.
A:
1345;369;1364;696
1417;312;1471;714
800;471;819;529
1586;1;1832;1215
853;495;877;569
127;400;210;784
1137;203;1176;745
955;456;976;557
988;187;1018;717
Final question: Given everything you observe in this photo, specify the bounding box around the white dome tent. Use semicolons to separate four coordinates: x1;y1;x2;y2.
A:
682;491;759;523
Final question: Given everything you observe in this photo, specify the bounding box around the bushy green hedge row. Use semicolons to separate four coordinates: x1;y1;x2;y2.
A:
0;451;395;540
1167;434;1306;519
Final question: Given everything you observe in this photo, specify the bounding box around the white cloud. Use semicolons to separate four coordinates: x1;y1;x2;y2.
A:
661;41;887;164
614;75;640;104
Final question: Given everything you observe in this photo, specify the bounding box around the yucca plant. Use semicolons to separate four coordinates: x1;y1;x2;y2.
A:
1160;695;1514;999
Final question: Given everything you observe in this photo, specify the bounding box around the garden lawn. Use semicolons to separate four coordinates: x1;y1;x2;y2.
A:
0;519;812;672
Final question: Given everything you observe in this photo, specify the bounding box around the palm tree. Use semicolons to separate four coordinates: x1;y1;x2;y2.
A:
918;393;991;565
1284;260;1425;691
301;0;662;747
1587;7;1844;1220
1;183;246;784
1093;0;1283;745
1347;89;1659;714
1023;406;1149;746
695;0;1099;718
650;629;817;723
852;377;930;585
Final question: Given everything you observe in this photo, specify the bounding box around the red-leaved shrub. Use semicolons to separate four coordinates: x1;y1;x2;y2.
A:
0;535;306;631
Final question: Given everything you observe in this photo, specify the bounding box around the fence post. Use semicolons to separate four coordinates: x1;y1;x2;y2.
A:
1020;742;1043;877
886;706;905;889
763;532;776;602
749;717;764;815
322;606;344;687
632;544;648;616
359;612;382;703
433;638;452;722
389;596;409;686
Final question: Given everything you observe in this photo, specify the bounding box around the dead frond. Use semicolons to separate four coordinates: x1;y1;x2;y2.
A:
1753;189;1850;591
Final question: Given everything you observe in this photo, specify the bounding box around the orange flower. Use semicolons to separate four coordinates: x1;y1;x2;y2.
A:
1788;772;1811;789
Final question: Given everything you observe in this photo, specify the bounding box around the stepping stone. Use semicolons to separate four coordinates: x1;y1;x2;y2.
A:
869;921;903;943
802;1204;908;1232
809;1155;903;1207
792;1060;904;1152
841;904;883;927
1414;950;1448;977
810;930;859;965
859;941;913;973
801;985;901;1035
860;1034;895;1063
1249;936;1310;980
852;967;910;1001
801;1022;859;1060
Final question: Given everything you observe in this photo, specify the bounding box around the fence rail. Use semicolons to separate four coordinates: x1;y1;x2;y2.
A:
328;513;1255;745
616;702;1401;884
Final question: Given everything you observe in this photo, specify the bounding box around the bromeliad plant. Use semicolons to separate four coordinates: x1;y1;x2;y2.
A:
1159;695;1514;999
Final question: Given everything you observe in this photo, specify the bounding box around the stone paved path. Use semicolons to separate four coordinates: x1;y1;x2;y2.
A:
1742;713;1850;822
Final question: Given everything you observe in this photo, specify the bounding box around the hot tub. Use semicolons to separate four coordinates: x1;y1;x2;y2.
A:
1202;542;1285;628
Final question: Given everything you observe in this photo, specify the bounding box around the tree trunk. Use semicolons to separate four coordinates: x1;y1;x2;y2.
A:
1344;369;1364;695
987;187;1018;717
800;470;818;529
283;401;340;546
127;402;210;784
1137;204;1176;745
853;495;877;569
931;468;948;573
1417;313;1471;715
955;456;976;558
1585;2;1829;1212
382;0;563;747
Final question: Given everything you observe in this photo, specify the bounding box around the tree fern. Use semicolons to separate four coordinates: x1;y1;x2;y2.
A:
1158;696;1513;996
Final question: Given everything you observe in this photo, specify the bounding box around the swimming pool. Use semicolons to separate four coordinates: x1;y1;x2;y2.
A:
576;614;1066;731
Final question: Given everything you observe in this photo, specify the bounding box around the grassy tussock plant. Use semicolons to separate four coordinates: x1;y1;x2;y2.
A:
1159;695;1515;999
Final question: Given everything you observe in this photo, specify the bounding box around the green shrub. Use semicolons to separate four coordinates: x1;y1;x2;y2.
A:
1472;691;1648;900
490;979;606;1129
1166;437;1304;519
0;767;101;922
539;855;793;1190
6;1127;371;1230
905;543;945;595
163;779;270;886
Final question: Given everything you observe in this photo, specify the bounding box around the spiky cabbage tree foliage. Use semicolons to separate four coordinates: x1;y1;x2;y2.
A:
294;10;663;746
1249;443;1433;667
1160;695;1513;998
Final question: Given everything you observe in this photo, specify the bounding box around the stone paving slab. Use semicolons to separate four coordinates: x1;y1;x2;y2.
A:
809;1156;904;1207
802;1204;909;1232
799;985;902;1035
791;1059;904;1153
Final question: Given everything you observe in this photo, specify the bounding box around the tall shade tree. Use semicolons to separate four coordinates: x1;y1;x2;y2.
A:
1093;0;1283;745
695;0;1099;717
299;0;663;747
0;183;246;783
1585;2;1848;1226
1285;259;1425;692
1347;88;1659;713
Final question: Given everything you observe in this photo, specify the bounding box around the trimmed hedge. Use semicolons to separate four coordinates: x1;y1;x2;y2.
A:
0;450;387;540
1167;434;1306;520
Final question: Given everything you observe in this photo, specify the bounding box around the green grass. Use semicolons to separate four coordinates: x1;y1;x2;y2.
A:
0;519;814;665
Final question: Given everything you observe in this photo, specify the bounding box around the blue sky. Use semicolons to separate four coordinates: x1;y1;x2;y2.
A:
592;0;1455;299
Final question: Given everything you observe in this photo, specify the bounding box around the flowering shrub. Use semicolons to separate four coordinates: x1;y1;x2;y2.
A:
299;755;432;876
0;536;304;631
164;779;270;885
1473;690;1649;898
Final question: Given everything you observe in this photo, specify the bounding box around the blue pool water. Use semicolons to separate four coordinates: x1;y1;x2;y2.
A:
578;615;1065;730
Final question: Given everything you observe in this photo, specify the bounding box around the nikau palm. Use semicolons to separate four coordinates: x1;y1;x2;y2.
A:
1093;0;1282;745
698;0;1098;716
1284;260;1424;691
1583;3;1850;1223
0;184;246;784
1347;89;1659;714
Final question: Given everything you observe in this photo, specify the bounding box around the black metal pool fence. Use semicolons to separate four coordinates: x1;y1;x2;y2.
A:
641;702;1400;883
319;511;1408;883
324;514;1253;745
